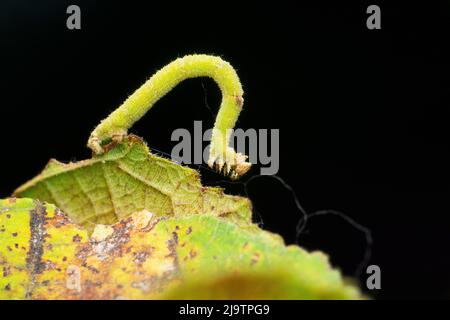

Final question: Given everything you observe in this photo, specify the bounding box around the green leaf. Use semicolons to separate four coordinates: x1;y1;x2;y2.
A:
14;135;252;231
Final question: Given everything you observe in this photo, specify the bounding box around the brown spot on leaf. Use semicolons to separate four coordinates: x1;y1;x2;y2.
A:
4;284;11;291
172;231;179;245
72;234;82;243
166;231;180;273
219;211;232;218
86;265;100;274
250;252;260;266
235;95;244;108
11;232;18;237
53;209;69;228
3;266;10;277
189;249;197;259
133;251;151;265
186;226;192;235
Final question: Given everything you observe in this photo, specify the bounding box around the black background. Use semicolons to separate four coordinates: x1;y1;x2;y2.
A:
1;1;449;299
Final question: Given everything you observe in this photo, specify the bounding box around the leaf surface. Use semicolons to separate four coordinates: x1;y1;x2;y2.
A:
14;136;251;231
0;198;361;299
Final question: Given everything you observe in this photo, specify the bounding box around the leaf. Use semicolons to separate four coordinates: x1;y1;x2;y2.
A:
5;135;363;299
14;136;252;231
0;198;361;299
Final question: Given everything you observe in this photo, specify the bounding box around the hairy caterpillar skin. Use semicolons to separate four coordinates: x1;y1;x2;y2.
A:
88;54;251;179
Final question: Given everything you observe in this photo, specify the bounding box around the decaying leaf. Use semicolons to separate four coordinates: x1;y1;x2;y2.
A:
0;198;361;299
